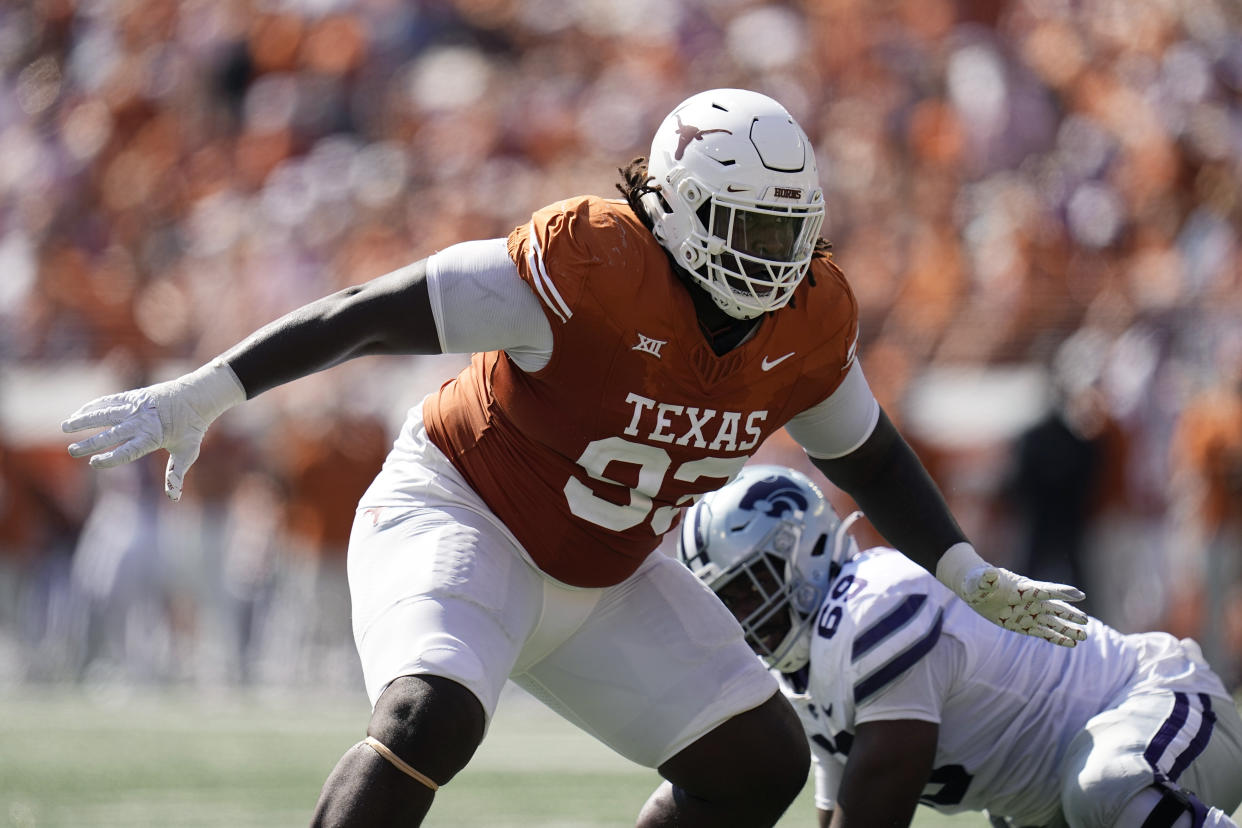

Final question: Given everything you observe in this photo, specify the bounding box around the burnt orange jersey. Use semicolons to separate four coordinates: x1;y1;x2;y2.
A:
423;196;858;587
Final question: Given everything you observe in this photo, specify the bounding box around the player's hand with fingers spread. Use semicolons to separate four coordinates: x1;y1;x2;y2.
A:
61;360;246;502
936;542;1088;647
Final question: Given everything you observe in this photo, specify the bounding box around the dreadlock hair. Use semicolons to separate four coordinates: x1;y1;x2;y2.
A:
616;157;660;231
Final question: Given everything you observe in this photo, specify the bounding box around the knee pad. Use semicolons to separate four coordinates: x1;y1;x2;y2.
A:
368;674;487;786
1113;784;1214;828
1139;786;1195;828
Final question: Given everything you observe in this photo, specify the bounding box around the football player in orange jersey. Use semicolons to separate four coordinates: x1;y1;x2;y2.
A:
62;89;1088;827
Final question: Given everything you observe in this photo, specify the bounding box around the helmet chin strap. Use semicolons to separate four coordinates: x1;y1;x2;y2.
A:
833;511;865;563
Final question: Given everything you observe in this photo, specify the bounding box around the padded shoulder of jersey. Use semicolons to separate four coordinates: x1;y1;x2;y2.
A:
787;249;859;368
804;251;856;318
831;549;953;706
507;195;663;323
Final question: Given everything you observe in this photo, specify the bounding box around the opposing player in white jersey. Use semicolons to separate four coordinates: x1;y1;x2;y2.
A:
680;465;1242;828
62;90;1089;827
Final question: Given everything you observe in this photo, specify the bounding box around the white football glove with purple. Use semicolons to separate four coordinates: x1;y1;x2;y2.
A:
936;542;1088;647
62;360;246;502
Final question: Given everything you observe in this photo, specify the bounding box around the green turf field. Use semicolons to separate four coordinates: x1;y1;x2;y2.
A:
1;686;1238;827
0;685;941;828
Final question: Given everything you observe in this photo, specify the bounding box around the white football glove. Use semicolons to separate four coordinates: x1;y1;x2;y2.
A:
936;543;1088;647
62;359;246;502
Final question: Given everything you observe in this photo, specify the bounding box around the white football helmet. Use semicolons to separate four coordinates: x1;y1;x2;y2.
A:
678;465;860;673
642;89;825;320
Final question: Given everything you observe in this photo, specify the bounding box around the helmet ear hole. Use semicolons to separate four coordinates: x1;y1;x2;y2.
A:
694;202;713;233
809;534;828;558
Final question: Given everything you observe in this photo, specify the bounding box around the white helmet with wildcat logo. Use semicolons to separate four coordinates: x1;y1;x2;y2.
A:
642;89;825;320
678;465;860;673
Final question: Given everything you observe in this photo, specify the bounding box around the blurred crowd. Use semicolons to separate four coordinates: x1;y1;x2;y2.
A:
0;0;1240;693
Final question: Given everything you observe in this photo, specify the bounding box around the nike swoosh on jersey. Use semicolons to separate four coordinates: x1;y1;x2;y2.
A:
761;352;796;371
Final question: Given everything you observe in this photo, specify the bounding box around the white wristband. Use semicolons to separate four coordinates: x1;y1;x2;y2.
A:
935;542;986;594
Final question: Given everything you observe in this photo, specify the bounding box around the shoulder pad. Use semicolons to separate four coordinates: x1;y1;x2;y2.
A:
835;550;953;705
508;196;659;324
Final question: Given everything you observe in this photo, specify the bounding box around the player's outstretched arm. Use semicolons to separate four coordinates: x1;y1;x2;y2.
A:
933;542;1086;647
220;259;439;397
810;408;1087;647
63;259;440;501
828;719;936;828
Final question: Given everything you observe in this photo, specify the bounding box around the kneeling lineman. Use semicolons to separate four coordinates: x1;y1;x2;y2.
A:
680;465;1242;828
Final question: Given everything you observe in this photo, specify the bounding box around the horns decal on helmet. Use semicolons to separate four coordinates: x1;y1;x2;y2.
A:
673;116;732;161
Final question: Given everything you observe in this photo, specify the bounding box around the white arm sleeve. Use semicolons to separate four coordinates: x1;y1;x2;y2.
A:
425;238;554;372
784;360;881;459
